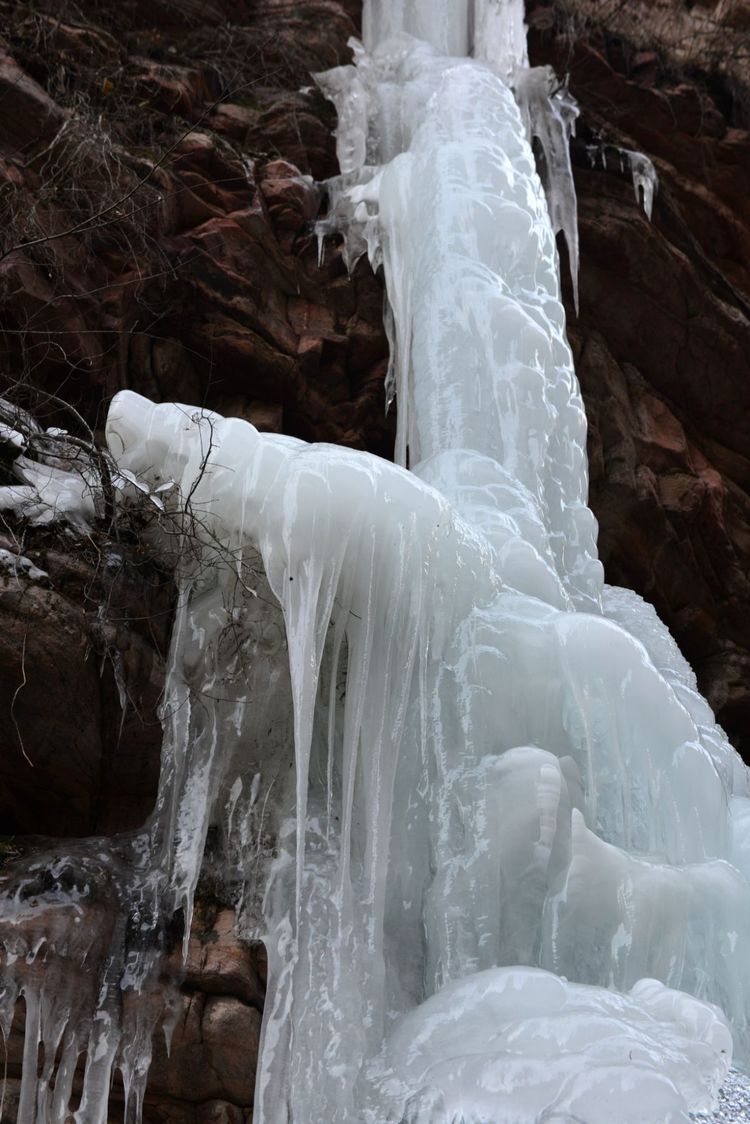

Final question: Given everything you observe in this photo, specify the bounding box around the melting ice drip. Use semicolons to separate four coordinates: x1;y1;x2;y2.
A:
1;2;749;1122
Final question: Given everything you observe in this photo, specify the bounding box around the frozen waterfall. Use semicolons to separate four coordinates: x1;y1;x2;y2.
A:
2;2;750;1123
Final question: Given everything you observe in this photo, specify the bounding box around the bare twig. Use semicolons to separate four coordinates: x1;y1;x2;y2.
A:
11;632;32;768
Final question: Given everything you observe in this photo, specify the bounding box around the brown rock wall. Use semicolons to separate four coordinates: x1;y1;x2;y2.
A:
0;529;170;836
0;0;389;839
530;3;750;750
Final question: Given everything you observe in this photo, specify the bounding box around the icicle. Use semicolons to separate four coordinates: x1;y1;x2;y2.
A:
512;65;581;310
584;141;658;221
624;148;659;218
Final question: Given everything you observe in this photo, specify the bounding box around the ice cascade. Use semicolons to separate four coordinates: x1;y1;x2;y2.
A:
1;2;750;1124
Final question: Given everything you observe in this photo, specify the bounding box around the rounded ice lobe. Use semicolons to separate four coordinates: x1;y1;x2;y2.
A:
368;967;732;1123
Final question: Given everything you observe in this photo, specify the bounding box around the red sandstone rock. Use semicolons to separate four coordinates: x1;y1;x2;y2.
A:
146;966;261;1106
529;14;750;752
0;530;169;836
0;47;66;151
176;905;266;1009
259;159;320;231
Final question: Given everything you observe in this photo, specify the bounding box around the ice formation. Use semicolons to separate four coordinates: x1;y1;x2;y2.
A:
625;148;659;219
0;400;101;531
0;2;748;1124
366;970;732;1123
585;142;659;221
0;454;98;531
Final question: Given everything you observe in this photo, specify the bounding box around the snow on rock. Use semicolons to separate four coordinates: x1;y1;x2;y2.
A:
0;454;99;532
0;547;47;581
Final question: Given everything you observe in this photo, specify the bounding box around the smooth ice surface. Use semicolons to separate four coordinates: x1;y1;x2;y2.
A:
2;5;749;1124
366;968;732;1123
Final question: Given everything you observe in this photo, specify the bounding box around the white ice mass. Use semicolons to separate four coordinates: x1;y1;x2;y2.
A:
1;2;748;1123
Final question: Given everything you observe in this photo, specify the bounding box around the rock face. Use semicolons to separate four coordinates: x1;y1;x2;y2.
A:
0;0;391;457
0;527;171;837
0;0;749;1119
0;0;390;833
528;0;750;753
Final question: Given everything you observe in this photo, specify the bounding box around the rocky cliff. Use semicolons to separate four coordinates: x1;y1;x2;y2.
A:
529;0;750;757
0;0;748;1119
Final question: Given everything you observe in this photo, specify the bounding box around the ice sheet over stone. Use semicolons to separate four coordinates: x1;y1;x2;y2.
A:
0;840;173;1124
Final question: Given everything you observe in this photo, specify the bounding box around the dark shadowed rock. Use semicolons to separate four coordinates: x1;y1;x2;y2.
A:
0;529;171;836
0;45;66;151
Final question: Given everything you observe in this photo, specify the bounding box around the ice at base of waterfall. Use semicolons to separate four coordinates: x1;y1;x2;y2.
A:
362;967;732;1124
104;390;750;1124
694;1070;750;1122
